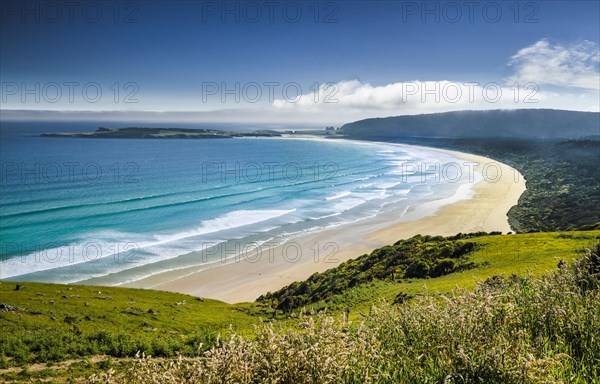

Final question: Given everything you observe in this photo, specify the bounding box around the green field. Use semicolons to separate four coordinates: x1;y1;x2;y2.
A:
379;230;599;298
1;230;598;382
0;283;257;382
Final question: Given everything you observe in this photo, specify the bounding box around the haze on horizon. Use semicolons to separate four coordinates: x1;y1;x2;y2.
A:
1;0;599;125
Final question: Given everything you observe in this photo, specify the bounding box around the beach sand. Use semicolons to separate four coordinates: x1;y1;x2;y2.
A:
128;144;526;303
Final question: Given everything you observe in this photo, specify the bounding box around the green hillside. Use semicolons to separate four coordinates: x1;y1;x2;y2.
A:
0;283;257;382
1;230;598;382
90;245;600;383
259;231;600;314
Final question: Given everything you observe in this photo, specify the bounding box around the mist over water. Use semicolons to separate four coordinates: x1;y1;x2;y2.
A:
0;126;475;285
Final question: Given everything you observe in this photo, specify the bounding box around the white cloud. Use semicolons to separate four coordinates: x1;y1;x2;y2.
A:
262;40;600;122
508;39;600;90
269;79;599;121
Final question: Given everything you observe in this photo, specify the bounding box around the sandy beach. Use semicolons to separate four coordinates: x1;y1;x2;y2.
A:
129;143;527;303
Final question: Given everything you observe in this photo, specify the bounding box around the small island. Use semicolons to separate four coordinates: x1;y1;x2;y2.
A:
41;127;285;139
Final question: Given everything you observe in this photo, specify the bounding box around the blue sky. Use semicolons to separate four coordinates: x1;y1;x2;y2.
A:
1;0;599;124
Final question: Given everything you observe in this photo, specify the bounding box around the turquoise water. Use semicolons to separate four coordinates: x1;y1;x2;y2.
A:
0;134;469;284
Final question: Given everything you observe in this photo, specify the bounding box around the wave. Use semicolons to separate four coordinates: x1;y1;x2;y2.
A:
0;166;397;230
325;191;352;201
0;209;296;280
0;188;262;222
153;209;296;244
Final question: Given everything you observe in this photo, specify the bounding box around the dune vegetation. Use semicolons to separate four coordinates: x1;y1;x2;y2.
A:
90;244;600;383
1;231;598;382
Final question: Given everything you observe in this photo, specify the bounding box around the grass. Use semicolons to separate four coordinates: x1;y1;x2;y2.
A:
265;230;600;314
0;282;257;374
89;245;600;383
396;230;599;294
1;230;598;382
257;233;484;311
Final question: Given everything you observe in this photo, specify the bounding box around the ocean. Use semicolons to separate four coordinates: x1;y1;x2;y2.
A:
0;125;477;285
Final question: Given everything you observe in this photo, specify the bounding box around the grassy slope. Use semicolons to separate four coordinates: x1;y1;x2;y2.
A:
307;231;600;314
401;231;599;292
1;230;598;382
93;251;600;383
0;282;256;379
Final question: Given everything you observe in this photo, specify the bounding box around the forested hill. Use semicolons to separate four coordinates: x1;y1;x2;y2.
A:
339;109;599;139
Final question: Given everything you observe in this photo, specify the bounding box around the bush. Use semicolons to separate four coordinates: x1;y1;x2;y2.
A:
404;260;430;278
430;258;457;277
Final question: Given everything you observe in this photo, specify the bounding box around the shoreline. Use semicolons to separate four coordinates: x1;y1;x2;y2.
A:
128;141;526;303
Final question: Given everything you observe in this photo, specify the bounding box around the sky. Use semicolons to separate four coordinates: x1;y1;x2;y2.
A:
1;0;599;125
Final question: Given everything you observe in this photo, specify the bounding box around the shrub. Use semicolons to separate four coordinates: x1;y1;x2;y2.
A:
430;258;457;277
258;235;480;311
404;260;430;278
